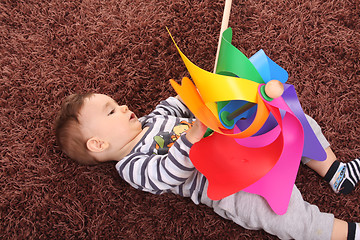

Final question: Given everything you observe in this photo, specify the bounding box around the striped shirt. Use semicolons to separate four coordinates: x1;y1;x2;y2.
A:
115;97;209;205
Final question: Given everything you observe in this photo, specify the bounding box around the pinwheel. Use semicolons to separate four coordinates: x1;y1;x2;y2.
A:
167;0;327;215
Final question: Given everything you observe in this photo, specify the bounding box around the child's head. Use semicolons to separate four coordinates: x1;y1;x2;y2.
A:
55;93;142;165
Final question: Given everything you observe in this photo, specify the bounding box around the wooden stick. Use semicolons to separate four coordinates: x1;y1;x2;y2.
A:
213;0;233;73
226;103;256;121
213;0;256;124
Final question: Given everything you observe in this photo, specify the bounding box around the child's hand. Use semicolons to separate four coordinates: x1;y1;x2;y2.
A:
186;119;207;144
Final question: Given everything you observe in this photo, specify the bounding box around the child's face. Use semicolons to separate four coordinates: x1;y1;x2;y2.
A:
78;94;142;152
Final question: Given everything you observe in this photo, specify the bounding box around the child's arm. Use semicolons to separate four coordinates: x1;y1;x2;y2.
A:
116;119;207;193
143;97;194;119
117;134;196;193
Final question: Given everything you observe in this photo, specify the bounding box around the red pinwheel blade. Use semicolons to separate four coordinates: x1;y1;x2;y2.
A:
189;131;283;200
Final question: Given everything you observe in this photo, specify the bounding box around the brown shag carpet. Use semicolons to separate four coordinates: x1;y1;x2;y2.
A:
1;0;359;239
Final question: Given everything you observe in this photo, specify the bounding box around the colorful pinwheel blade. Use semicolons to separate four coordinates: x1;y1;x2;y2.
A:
168;28;327;215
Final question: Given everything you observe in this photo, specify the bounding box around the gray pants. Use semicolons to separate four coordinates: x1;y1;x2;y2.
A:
211;186;334;240
202;115;334;239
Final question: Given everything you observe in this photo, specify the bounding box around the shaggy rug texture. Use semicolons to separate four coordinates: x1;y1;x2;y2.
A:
1;0;359;239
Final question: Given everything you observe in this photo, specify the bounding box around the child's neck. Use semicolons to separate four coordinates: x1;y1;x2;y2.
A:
113;127;149;161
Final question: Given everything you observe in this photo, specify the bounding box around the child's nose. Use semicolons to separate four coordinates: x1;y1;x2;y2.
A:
120;105;128;112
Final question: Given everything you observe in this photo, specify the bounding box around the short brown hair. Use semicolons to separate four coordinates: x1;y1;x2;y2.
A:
54;93;98;165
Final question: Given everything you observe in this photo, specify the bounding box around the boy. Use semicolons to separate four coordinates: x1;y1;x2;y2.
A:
55;92;360;240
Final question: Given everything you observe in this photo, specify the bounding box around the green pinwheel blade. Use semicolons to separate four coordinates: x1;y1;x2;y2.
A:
216;28;264;84
215;27;264;114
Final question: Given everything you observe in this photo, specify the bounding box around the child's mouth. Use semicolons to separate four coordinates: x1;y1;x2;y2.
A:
130;113;136;121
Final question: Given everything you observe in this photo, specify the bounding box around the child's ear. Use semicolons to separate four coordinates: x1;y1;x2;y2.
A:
86;137;109;153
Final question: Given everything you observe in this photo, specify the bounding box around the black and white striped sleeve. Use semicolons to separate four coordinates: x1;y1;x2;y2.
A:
146;97;194;119
116;135;196;192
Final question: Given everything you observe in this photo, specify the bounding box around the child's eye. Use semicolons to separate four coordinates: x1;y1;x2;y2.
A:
108;109;115;116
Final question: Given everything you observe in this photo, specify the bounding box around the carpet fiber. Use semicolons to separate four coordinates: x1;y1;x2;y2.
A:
1;0;359;239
